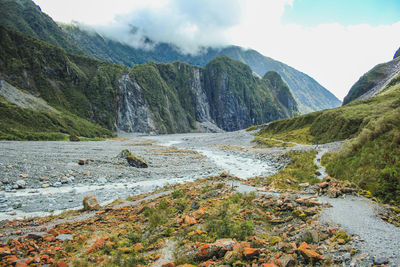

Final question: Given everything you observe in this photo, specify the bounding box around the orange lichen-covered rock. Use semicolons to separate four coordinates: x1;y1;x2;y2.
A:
161;262;175;267
184;215;197;225
243;247;260;259
297;242;322;261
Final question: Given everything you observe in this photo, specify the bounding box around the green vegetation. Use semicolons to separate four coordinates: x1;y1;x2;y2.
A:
343;62;387;104
0;0;83;55
257;82;400;144
252;136;295;147
322;105;400;204
0;96;113;140
205;193;255;241
63;23;341;113
258;68;400;204
249;150;319;189
0;25;127;139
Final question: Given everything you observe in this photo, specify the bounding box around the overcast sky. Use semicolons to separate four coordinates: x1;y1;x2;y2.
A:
34;0;400;100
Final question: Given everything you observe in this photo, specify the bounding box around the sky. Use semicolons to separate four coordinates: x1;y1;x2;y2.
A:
34;0;400;100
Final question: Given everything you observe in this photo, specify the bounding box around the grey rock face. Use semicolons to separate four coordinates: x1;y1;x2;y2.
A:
192;68;213;123
116;73;157;133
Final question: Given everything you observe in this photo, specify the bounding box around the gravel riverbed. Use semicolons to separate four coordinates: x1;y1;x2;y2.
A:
1;130;400;266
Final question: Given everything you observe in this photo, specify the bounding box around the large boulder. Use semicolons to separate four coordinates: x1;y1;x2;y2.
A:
69;135;80;142
83;195;100;211
119;149;148;168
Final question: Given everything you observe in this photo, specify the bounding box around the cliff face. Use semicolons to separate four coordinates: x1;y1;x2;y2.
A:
116;74;157;133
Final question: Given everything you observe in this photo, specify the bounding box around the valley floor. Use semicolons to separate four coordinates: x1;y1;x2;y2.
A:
0;130;399;266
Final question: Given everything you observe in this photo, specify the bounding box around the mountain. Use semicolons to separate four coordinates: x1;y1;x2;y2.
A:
0;25;298;138
62;26;341;113
0;0;340;113
255;55;400;204
343;53;400;105
0;0;83;55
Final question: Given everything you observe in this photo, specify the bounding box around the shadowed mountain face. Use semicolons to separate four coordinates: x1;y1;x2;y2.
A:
0;0;340;114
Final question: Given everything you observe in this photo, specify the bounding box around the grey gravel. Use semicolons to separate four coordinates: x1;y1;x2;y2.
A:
319;195;400;265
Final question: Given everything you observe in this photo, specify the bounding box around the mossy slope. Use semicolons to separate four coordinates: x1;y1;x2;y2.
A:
0;25;128;134
257;65;400;204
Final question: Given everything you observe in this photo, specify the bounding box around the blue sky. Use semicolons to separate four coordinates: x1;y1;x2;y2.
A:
35;0;400;100
283;0;400;26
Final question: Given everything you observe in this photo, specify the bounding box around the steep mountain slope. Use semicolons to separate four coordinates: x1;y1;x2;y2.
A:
0;0;83;55
343;53;400;105
256;56;400;204
62;26;341;113
0;25;299;137
0;0;340;113
120;56;299;133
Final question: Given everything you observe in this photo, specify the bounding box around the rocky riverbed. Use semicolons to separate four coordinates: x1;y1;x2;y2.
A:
1;130;400;266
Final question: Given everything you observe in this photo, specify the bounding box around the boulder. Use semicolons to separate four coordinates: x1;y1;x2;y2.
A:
119;149;148;168
69;135;80;142
242;247;260;259
83;195;100;211
297;242;322;262
195;239;236;260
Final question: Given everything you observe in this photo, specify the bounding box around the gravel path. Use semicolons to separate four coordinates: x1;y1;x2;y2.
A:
319;195;400;266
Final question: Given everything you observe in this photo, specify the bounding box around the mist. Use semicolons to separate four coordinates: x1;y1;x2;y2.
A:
87;0;243;54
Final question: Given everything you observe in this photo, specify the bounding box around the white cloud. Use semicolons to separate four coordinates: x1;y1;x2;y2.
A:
34;0;400;100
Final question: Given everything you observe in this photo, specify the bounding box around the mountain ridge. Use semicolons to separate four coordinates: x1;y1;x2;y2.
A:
0;25;298;138
0;0;340;113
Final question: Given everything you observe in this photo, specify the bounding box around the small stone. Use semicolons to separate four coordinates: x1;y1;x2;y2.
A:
2;178;9;184
61;177;70;184
42;184;50;188
342;253;351;262
12;202;22;209
53;182;62;187
97;177;107;184
83;195;100;211
83;171;90;176
373;257;389;265
56;234;74;242
191;201;200;210
78;159;86;165
19;174;28;178
299;182;309;187
39;176;46;182
15;180;26;189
